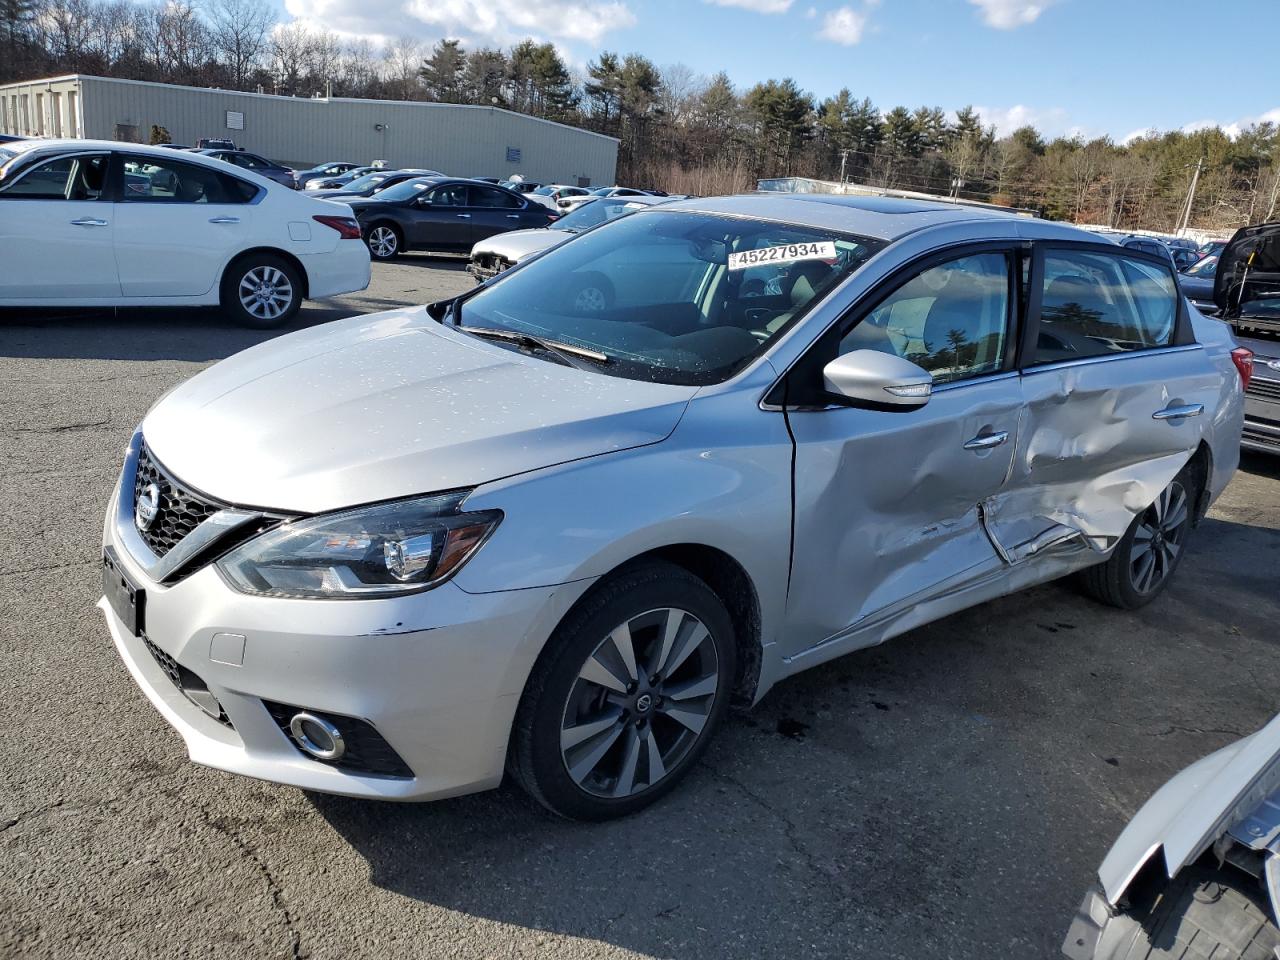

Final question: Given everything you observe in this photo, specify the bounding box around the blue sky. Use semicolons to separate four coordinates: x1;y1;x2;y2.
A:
282;0;1280;141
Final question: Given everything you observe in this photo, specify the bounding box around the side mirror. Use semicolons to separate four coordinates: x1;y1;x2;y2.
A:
821;350;932;410
414;197;432;207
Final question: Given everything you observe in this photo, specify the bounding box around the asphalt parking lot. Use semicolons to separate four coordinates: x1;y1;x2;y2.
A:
4;254;1280;960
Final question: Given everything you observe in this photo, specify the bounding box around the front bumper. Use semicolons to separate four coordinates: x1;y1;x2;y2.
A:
101;476;584;801
467;253;510;283
1062;885;1141;959
1243;377;1280;455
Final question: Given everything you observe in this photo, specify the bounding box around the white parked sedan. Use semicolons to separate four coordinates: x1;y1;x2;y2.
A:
468;195;669;282
0;139;370;327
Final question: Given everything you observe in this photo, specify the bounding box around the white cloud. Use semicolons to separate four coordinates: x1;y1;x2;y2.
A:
974;103;1070;137
284;0;635;49
820;6;869;45
1182;107;1280;140
968;0;1054;29
704;0;793;13
1121;127;1155;146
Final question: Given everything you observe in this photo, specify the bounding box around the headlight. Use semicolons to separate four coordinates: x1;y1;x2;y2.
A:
216;492;501;599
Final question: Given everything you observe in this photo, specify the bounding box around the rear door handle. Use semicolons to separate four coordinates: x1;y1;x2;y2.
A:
208;216;240;224
506;214;520;219
456;213;471;219
1152;403;1204;421
963;430;1010;451
70;218;108;227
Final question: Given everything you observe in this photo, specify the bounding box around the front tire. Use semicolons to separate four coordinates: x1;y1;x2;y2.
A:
1077;468;1197;610
509;562;736;821
365;223;401;260
220;254;301;329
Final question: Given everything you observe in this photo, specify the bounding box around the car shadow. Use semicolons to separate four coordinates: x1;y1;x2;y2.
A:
1240;450;1280;481
0;300;374;363
309;512;1280;959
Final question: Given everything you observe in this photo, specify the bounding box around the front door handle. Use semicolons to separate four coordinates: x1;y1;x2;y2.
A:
70;218;108;227
455;213;471;218
963;430;1010;451
1152;403;1204;421
506;214;520;219
208;216;240;224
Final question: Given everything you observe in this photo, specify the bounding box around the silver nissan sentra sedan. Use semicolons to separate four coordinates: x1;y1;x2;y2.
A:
100;194;1250;820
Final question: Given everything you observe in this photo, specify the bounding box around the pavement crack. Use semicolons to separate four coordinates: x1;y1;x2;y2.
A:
1;798;66;834
698;762;832;881
1149;724;1247;738
200;811;304;960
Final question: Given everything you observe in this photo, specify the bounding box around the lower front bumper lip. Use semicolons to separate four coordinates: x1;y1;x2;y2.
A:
99;597;441;801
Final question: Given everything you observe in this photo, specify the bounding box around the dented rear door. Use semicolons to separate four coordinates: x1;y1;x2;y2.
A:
986;243;1221;558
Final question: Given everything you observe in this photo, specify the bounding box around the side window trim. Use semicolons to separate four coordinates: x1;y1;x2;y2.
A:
1022;240;1195;372
768;240;1025;408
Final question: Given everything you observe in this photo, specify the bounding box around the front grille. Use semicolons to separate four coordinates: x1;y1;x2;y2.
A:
142;634;233;727
134;445;221;557
263;701;414;778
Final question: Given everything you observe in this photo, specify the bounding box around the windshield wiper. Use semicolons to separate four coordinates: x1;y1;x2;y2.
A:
458;325;612;367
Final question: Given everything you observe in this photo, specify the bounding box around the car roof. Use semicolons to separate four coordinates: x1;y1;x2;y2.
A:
3;138;249;170
656;192;1089;243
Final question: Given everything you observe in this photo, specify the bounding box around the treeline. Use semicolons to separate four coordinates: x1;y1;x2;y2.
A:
4;0;1278;231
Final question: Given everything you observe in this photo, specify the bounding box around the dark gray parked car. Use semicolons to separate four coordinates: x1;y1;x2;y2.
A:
198;149;296;189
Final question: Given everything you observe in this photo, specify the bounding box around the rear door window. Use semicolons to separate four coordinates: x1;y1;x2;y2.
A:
1032;249;1178;364
119;154;257;203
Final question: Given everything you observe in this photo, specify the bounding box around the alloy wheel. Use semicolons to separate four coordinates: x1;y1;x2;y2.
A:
238;266;294;322
1129;480;1189;594
560;607;720;799
368;226;398;258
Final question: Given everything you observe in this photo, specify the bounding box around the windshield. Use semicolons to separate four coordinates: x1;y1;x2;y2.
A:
455;210;881;385
556;198;648;232
0;147;19;172
1184;254;1217;277
376;178;436;201
344;172;390;192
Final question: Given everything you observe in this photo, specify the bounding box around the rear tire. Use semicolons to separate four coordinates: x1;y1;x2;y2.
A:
365;223;401;261
509;561;735;821
1111;867;1280;959
1077;466;1198;610
219;254;301;329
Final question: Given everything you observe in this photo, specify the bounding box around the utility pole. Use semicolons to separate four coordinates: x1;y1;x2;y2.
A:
838;149;849;186
1177;158;1203;236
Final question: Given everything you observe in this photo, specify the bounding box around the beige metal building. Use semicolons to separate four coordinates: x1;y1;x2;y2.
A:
0;74;619;186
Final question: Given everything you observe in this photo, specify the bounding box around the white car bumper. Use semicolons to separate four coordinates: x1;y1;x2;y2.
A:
301;239;370;300
100;477;585;802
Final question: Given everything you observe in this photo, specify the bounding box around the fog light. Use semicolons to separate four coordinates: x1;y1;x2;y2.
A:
288;712;346;761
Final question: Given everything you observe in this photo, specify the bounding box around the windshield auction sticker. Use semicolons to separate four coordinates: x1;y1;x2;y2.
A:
728;241;837;271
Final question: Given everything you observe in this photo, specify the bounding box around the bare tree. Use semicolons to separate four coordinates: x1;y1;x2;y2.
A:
205;0;272;88
269;20;310;94
382;35;422;101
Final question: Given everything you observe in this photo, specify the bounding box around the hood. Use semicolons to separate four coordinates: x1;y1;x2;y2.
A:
472;228;571;263
141;310;696;514
346;197;400;214
1214;221;1280;315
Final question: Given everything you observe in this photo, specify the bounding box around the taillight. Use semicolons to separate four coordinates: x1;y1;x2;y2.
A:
1231;347;1254;391
313;215;362;240
545;213;560;222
